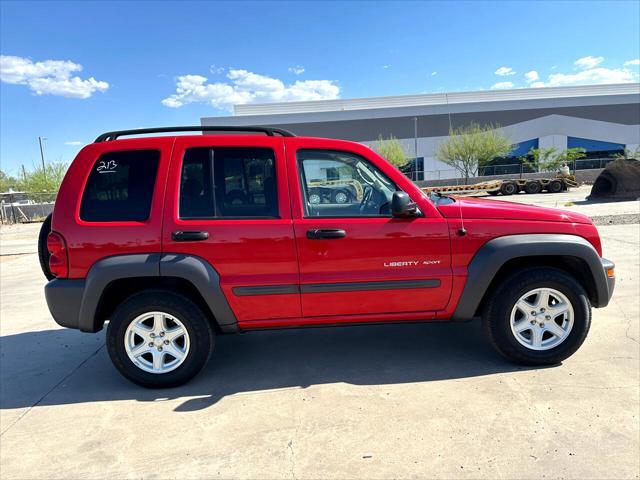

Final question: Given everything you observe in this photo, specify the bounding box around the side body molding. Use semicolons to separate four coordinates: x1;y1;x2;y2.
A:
78;253;238;333
451;234;612;321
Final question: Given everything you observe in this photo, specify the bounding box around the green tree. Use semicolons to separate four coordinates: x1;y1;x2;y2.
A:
21;161;68;197
436;123;513;183
373;134;409;168
557;147;586;170
527;147;560;172
613;146;640;160
0;170;21;192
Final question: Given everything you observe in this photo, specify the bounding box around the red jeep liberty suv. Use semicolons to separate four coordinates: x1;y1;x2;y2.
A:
41;126;615;388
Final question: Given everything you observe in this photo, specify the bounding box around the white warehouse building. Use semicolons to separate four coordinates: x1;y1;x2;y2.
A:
202;83;640;181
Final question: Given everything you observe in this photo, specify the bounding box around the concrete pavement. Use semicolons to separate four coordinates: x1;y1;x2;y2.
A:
0;201;638;479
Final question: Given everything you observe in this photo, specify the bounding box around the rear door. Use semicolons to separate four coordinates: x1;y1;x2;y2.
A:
287;138;452;320
162;136;301;324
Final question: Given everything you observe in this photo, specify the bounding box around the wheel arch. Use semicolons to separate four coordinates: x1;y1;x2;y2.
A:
79;253;238;333
451;234;610;321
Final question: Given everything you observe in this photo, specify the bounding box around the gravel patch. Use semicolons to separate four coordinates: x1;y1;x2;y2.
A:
591;213;640;226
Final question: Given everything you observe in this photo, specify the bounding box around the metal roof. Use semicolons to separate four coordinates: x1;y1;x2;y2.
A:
233;83;640;116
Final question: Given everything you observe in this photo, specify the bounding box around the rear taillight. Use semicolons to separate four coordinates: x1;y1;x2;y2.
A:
47;232;68;278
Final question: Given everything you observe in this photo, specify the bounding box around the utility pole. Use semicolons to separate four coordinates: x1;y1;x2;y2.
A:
21;165;27;183
38;136;47;181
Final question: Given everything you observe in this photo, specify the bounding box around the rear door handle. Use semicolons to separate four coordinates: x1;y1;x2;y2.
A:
306;228;346;240
172;231;209;242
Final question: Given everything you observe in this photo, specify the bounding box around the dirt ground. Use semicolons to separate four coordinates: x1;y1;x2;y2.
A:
0;188;638;479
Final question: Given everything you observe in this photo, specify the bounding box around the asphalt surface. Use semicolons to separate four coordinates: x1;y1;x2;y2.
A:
0;189;638;479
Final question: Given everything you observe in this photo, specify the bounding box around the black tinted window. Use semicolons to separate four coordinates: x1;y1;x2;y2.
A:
179;148;278;219
80;150;160;222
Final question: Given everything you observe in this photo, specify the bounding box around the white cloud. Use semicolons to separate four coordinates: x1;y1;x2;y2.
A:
624;59;640;66
0;55;108;99
574;56;604;69
209;64;225;75
516;57;639;89
382;65;391;69
162;69;340;110
490;81;515;89
495;66;516;76
288;65;305;75
431;71;437;76
64;141;83;146
545;67;637;86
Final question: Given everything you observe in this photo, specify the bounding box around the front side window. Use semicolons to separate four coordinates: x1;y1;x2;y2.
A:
80;150;160;222
179;147;278;219
298;149;397;217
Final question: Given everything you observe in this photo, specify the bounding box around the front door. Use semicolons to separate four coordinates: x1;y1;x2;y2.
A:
287;138;451;320
163;136;300;324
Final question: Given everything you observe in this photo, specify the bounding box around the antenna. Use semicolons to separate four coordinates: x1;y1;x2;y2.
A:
444;93;466;237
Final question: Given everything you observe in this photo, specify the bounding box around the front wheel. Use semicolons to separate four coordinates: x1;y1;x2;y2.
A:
482;268;591;365
107;290;214;388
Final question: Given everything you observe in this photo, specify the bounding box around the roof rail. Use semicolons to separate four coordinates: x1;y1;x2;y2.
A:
94;126;296;142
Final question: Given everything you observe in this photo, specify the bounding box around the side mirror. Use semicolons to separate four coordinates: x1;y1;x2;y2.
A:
391;191;420;218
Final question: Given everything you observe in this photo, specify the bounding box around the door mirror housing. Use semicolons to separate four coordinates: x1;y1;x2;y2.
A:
391;191;420;218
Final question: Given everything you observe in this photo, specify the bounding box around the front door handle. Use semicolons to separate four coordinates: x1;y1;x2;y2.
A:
307;228;346;240
172;231;209;242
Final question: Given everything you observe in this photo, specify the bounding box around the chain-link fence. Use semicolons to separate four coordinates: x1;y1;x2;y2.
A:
424;158;617;182
0;192;57;224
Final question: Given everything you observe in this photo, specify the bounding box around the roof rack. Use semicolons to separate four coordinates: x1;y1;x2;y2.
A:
94;126;296;142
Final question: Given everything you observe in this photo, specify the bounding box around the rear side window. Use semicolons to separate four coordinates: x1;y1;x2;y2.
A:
80;150;160;222
179;147;278;219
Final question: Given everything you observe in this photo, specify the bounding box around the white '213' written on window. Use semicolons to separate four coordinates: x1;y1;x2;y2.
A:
97;160;117;173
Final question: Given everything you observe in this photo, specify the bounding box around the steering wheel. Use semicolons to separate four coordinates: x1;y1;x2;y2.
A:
359;185;373;214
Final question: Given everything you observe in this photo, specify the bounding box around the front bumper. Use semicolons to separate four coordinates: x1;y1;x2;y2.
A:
44;279;85;330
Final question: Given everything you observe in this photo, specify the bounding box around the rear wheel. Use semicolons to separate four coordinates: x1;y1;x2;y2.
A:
500;181;517;195
547;179;563;193
38;214;54;280
487;189;500;196
482;268;591;365
107;290;214;388
524;181;542;194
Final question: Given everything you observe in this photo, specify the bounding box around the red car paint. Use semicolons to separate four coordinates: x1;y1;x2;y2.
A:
50;134;604;329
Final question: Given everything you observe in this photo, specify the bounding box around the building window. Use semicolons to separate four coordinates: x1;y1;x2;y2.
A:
480;139;539;176
399;157;424;181
567;137;625;169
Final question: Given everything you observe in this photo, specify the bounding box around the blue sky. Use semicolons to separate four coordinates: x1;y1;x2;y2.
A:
1;0;639;176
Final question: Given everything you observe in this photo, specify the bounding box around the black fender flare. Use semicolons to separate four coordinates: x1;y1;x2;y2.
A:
159;253;237;331
78;253;237;333
451;234;613;321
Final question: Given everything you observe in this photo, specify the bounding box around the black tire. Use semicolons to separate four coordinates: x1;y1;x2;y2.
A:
547;180;563;193
524;181;542;194
331;189;351;204
482;267;591;366
38;214;54;280
487;189;500;196
500;181;517;195
107;290;214;388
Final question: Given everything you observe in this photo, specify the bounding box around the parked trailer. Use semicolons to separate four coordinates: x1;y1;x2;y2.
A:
422;176;578;196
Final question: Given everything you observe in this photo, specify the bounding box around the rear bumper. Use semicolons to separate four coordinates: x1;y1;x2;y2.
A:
598;258;615;307
44;279;85;330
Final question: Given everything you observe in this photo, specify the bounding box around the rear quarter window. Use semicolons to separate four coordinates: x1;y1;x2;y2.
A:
80;150;160;222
